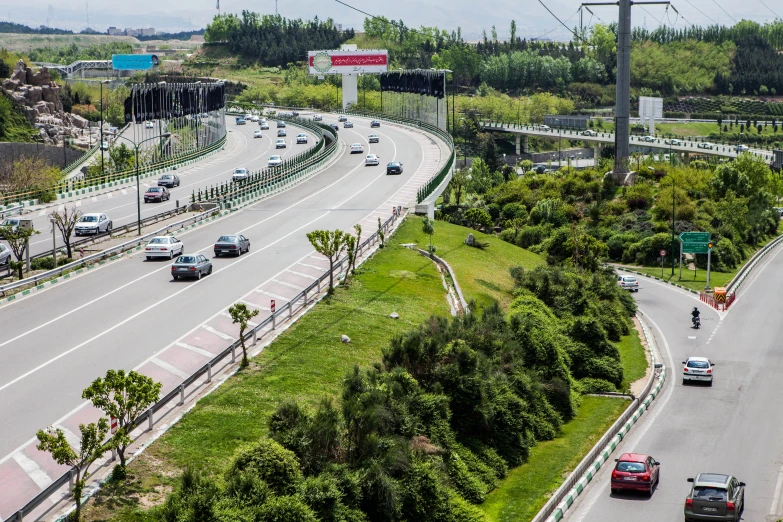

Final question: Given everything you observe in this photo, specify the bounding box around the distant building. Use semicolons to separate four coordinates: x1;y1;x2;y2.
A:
125;28;139;36
107;26;123;35
139;28;155;36
333;23;343;31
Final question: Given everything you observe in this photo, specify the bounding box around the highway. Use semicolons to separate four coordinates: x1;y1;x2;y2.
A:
12;119;318;258
562;248;783;522
0;112;448;519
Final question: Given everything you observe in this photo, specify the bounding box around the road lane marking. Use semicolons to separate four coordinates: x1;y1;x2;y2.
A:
202;325;235;341
256;290;289;301
12;452;53;492
688;336;696;339
175;342;215;359
271;279;303;290
150;358;190;380
770;464;783;515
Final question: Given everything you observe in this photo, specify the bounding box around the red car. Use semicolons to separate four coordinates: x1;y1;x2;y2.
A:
144;186;170;203
611;453;660;496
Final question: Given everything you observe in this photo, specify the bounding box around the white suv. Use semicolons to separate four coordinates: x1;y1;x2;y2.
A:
268;155;283;167
617;275;639;292
232;167;250;182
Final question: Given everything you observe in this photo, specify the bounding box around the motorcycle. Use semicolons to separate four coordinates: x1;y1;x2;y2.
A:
692;316;701;329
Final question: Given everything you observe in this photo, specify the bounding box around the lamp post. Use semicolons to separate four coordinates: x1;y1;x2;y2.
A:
99;80;110;177
194;81;201;150
668;176;676;276
115;132;172;235
556;118;562;168
157;81;167;159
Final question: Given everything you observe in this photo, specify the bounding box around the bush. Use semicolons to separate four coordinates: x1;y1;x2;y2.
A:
515;224;552;248
230;439;303;495
711;237;741;271
578;377;618;393
258;495;318;522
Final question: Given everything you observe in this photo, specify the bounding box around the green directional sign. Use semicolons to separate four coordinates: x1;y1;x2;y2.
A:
679;231;710;243
682;242;710;254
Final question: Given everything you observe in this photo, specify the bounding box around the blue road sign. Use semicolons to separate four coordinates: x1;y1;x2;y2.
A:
112;54;159;71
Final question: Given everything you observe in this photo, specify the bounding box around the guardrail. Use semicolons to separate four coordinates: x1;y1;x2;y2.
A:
0;204;24;220
0;131;227;208
533;313;666;522
5;208;403;522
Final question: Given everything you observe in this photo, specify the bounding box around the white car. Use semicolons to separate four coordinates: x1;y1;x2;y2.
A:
735;144;749;152
144;236;184;260
642;135;656;142
365;154;380;166
253;129;263;138
581;130;597;136
101;140;109;150
313;114;323;121
260;122;270;130
617;274;639;292
697;142;714;149
368;134;379;143
682;357;714;385
145;121;154;129
537;125;550;130
275;139;287;149
249;115;259;122
350;143;364;154
244;113;253;120
75;213;112;236
344;120;354;128
268;155;283;167
0;243;10;266
665;139;682;146
232;167;250;182
296;133;308;144
259;117;267;123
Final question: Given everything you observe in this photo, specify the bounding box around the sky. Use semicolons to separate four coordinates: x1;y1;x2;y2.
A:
3;0;781;39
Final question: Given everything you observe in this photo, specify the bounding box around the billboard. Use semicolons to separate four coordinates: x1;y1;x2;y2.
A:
112;54;160;71
308;50;388;75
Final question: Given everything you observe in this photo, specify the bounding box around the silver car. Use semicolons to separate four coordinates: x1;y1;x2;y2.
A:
171;254;212;280
0;243;10;266
75;213;112;236
684;473;744;521
145;236;184;260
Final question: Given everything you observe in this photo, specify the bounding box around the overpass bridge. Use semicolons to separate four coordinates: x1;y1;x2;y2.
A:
32;60;113;78
481;121;777;164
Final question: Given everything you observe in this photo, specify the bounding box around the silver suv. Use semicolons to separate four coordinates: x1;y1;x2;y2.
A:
618;275;639;292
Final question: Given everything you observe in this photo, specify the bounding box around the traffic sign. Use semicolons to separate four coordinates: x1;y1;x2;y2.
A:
659;249;667;257
682;242;710;254
271;300;276;313
110;416;118;434
679;231;710;243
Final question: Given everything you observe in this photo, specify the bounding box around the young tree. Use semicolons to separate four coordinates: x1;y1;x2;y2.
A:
5;156;61;196
377;217;385;249
0;225;39;279
49;206;83;259
37;419;109;521
464;208;493;230
228;303;260;368
422;217;435;252
449;168;469;206
350;224;362;274
81;370;161;469
307;229;348;294
344;234;357;281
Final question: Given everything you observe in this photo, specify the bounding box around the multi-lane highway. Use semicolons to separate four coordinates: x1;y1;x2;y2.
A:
563;249;783;521
18;119;318;258
0;112;448;518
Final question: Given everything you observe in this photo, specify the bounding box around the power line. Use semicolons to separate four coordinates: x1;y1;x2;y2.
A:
709;0;737;23
536;0;588;42
680;0;719;25
757;0;781;19
532;7;581;41
638;5;664;26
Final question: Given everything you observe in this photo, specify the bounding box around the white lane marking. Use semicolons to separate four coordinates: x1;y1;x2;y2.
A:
121;189;128;195
729;240;783;316
202;325;235;341
688;336;696;339
174;342;215;359
107;192;113;198
257;290;289;301
13;452;53;492
150;357;190;379
272;279;304;290
770;464;783;515
286;269;315;279
53;425;80;452
91;197;98;202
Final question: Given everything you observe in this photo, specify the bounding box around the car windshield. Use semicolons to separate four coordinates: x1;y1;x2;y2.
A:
218;236;236;242
80;216;98;222
694;487;728;501
687;360;710;368
177;256;196;264
624;277;637;282
161;175;172;180
235;169;246;173
149;238;168;244
148;188;162;192
2;219;19;226
616;461;646;473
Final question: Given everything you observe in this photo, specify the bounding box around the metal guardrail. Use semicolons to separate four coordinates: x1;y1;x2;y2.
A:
5;209;402;522
0;204;24;220
725;232;783;296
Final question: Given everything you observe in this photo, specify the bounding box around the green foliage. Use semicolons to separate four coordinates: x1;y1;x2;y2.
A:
630;40;733;94
307;229;349;293
228;302;260;368
28;42;134;64
0;92;36;141
464;208;493;229
230;439;303;496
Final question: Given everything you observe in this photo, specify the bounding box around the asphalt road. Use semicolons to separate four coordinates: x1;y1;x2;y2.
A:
563;248;783;522
11;118;318;259
0;113;443;463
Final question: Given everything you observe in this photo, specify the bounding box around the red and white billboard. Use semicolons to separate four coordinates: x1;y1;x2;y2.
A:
308;50;389;75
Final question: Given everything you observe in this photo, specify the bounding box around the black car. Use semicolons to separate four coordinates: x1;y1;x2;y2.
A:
171;255;212;280
330;123;339;132
338;115;348;122
277;121;286;128
214;234;250;257
370;120;381;128
157;174;180;188
291;111;299;117
386;162;403;175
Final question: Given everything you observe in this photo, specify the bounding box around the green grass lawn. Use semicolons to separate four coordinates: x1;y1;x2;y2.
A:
657;121;782;138
617;332;648;393
480;396;628;522
399;218;544;311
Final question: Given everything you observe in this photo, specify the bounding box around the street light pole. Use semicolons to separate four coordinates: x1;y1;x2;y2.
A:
99;80;110;177
158;81;167;159
671;177;676;276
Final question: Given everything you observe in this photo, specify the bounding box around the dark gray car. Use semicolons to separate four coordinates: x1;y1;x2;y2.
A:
386;162;403;175
684;473;745;521
0;243;10;266
214;235;250;257
171;254;212;280
158;174;180;188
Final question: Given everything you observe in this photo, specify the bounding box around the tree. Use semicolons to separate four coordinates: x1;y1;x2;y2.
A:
464;208;493;230
37;418;109;521
4;156;61;199
228;303;260;368
81;370;161;469
377;217;385;248
0;225;39;279
108;142;135;173
49;206;83;259
449;168;469;206
306;229;349;294
348;224;362;274
421;217;435;252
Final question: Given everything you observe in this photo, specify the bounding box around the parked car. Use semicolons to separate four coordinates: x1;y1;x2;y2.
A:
214;234;250;257
350;143;364;154
144;186;170;203
145;236;184;260
618;274;640;292
277;121;287;128
145;121;154;129
329;123;339;132
642;135;656;142
253;129;263;138
235;118;246;125
697;142;714;149
368;134;380;143
682;357;714;385
296;133;308;144
582;129;597;136
171;254;212;280
365;154;380;166
386;162;403;175
260;122;270;130
370;120;381;128
291;111;299;117
75;213;112;236
232;167;250;182
268;155;283;167
0;243;10;266
344;120;354;128
313;114;323;121
275;139;287;149
157;174;180;188
684;473;744;522
338;115;348;122
611;453;660;496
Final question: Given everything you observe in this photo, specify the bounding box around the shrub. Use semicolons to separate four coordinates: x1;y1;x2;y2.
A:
578;377;618;393
230;439;303;495
258;495;318;522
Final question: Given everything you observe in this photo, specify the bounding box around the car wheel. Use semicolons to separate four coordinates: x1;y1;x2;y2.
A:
708;380;713;387
196;270;202;280
107;222;113;233
207;266;213;275
170;251;174;259
146;256;152;261
173;275;178;280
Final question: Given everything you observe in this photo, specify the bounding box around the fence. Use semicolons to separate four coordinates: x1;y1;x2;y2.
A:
4;209;402;522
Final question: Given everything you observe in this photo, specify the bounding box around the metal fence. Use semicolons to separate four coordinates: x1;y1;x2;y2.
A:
5;209;402;522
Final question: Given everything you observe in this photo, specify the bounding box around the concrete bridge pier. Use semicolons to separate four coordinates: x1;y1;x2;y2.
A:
516;135;529;154
683;151;691;165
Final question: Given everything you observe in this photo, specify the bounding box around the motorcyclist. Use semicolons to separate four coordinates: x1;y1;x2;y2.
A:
691;307;700;326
